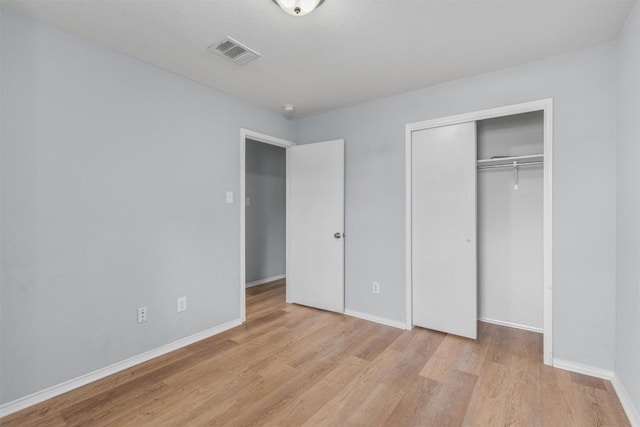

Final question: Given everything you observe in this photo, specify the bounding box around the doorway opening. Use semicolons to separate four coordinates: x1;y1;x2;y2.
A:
240;129;295;321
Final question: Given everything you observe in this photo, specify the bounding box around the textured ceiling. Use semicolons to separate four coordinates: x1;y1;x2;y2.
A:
2;0;636;117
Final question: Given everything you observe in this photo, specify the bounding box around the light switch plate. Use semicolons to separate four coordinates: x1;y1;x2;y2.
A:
177;296;187;313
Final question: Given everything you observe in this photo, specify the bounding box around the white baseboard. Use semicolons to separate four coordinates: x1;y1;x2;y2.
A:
246;274;285;288
478;317;543;334
344;309;409;330
0;318;243;418
612;373;640;427
552;358;614;380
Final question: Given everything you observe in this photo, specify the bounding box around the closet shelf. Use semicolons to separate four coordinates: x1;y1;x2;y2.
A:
476;154;543;168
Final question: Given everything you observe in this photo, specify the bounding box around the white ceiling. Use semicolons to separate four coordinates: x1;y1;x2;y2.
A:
3;0;635;117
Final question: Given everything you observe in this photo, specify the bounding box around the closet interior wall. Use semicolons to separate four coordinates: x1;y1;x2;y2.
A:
477;111;544;331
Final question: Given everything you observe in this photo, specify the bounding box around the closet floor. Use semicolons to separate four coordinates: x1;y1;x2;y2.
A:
2;279;629;426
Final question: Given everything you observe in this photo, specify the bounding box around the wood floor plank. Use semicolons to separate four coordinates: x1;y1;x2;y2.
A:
60;377;167;426
287;316;372;369
355;326;404;361
602;380;634;427
420;333;470;382
267;356;368;426
246;279;286;295
0;413;67;427
227;310;290;343
344;328;446;426
570;371;608;391
0;347;194;427
123;358;292;425
148;364;293;426
302;347;404;426
453;326;491;376
383;376;442;426
404;369;478;427
462;360;510;427
344;381;409;426
388;329;416;352
226;359;339;426
573;382;632;427
501;354;542;427
484;324;515;366
2;279;631;427
539;365;588;427
183;362;298;426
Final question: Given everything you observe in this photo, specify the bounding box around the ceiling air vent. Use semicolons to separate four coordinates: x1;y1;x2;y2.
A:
208;36;260;65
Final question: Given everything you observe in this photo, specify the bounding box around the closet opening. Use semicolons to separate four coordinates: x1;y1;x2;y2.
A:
405;99;553;365
477;111;544;334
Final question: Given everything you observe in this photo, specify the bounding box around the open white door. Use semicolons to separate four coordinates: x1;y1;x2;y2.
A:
412;123;477;339
288;139;345;313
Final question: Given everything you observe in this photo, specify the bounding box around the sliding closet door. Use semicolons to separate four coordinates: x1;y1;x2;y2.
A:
412;122;477;339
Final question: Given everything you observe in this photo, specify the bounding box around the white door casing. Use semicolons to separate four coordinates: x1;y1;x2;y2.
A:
411;122;478;339
240;129;295;322
287;139;345;313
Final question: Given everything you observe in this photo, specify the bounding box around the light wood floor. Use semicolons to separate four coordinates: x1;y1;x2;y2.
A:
3;279;629;426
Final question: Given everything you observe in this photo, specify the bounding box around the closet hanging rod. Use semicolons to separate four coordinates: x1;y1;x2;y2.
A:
476;154;544;164
478;154;544;163
477;161;544;170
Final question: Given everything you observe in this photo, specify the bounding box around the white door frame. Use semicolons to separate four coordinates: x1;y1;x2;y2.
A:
405;99;554;365
240;128;295;322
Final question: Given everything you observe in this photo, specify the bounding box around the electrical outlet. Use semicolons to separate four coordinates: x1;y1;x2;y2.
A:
137;307;148;323
245;197;251;206
226;191;234;204
177;296;187;313
372;282;380;294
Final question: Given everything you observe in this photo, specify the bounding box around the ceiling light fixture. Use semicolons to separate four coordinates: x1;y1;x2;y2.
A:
272;0;325;16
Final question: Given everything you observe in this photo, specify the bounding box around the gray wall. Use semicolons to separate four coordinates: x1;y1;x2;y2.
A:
297;42;618;371
616;0;640;417
245;139;286;284
0;11;296;403
477;112;543;329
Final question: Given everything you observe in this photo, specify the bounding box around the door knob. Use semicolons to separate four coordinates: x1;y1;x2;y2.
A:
334;232;342;239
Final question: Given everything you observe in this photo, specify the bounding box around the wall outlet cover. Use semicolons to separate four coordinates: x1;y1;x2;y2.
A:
137;307;148;323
